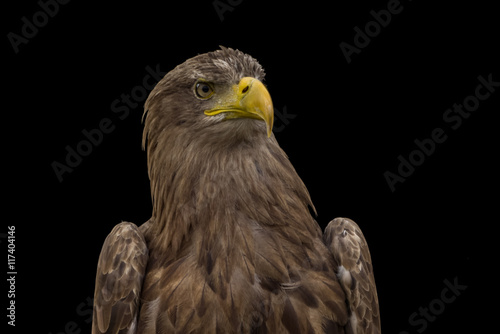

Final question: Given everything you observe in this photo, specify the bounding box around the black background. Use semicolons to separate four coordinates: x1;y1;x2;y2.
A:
5;0;498;333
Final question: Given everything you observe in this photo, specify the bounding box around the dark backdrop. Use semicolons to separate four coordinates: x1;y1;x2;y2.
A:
5;0;497;333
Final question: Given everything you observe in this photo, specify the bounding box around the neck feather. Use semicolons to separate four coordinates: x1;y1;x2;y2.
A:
145;124;317;259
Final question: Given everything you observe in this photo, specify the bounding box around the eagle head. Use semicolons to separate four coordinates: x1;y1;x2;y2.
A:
143;46;274;153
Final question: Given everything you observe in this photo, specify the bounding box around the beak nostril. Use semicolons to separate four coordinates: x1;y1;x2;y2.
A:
242;86;249;94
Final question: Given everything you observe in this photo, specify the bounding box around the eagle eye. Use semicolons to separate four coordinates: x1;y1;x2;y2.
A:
195;81;214;99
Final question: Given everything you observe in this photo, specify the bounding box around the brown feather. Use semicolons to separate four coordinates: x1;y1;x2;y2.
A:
92;222;148;334
324;218;381;334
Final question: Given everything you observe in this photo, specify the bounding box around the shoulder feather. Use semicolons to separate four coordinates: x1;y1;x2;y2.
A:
324;217;381;334
92;222;149;334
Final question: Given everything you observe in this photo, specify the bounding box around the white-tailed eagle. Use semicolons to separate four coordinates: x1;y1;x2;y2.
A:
92;47;380;334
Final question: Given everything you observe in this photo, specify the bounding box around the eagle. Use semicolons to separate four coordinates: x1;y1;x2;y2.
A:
92;47;380;334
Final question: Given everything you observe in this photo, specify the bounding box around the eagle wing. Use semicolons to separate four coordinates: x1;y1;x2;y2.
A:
92;222;149;334
323;217;381;334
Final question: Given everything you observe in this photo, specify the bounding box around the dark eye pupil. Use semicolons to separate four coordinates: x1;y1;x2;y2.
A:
195;81;213;99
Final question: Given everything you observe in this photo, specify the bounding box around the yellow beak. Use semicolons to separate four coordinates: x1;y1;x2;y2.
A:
204;77;274;137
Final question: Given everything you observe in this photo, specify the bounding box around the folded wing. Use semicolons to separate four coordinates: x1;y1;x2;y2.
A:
92;222;149;334
324;217;381;334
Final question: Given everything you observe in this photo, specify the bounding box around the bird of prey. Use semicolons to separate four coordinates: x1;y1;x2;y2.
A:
92;47;380;334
